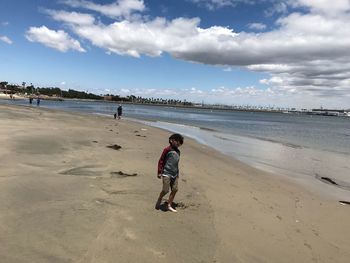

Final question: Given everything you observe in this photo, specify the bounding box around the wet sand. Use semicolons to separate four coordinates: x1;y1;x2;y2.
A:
1;104;350;263
139;120;350;201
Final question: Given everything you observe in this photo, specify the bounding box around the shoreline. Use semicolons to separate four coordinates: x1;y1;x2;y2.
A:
1;104;350;262
2;100;350;200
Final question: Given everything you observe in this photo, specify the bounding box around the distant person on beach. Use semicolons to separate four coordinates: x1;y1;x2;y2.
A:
29;97;33;104
155;133;184;212
117;104;122;119
36;97;40;106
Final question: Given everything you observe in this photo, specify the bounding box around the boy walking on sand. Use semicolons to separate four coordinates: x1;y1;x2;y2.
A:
155;133;184;212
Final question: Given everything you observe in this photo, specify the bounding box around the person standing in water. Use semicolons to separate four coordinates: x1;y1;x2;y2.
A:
117;104;122;119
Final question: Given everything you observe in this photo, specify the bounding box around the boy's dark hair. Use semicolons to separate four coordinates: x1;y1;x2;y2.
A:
169;133;184;145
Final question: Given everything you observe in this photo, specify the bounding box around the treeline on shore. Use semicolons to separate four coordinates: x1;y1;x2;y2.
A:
0;81;193;106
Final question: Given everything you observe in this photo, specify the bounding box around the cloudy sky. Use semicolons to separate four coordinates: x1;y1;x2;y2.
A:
1;0;350;108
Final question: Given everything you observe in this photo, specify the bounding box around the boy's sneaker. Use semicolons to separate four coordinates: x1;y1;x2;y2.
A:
167;206;177;213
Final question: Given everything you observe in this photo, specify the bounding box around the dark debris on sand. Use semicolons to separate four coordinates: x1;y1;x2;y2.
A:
111;171;138;178
106;144;122;150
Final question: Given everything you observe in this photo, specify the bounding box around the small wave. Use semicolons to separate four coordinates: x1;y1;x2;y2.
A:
323;148;350;156
93;112;112;117
282;142;303;149
245;135;304;149
152;120;200;130
214;135;232;141
199;127;217;132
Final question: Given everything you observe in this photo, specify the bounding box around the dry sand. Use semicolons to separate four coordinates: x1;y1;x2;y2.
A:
1;104;350;263
0;93;26;100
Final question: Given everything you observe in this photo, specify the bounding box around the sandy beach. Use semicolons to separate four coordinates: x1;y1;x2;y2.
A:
1;104;350;263
0;93;26;100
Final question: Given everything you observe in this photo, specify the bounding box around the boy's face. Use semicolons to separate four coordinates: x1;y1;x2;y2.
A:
170;139;182;148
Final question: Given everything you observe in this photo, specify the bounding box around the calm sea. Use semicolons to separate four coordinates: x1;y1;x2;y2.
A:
2;99;350;199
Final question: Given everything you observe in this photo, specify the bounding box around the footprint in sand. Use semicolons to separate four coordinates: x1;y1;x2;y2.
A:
94;198;117;206
145;247;166;258
60;165;103;176
118;210;134;221
123;228;137;240
176;201;199;210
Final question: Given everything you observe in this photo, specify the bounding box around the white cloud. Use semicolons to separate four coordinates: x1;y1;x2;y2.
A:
1;21;9;26
292;0;350;15
51;1;350;102
248;64;292;72
101;82;348;108
264;1;289;16
210;86;271;96
187;87;204;94
247;22;267;30
120;88;130;93
46;10;95;25
61;0;145;19
31;0;350;106
0;35;13;44
189;0;253;10
25;26;86;52
193;0;350;17
70;17;204;57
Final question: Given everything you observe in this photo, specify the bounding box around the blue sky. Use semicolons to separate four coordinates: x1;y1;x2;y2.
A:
1;0;350;108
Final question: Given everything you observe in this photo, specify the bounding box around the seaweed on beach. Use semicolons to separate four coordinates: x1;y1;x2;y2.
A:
315;174;350;191
320;177;338;185
110;171;137;178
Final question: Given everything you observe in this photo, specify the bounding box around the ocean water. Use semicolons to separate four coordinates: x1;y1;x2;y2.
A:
2;99;350;199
